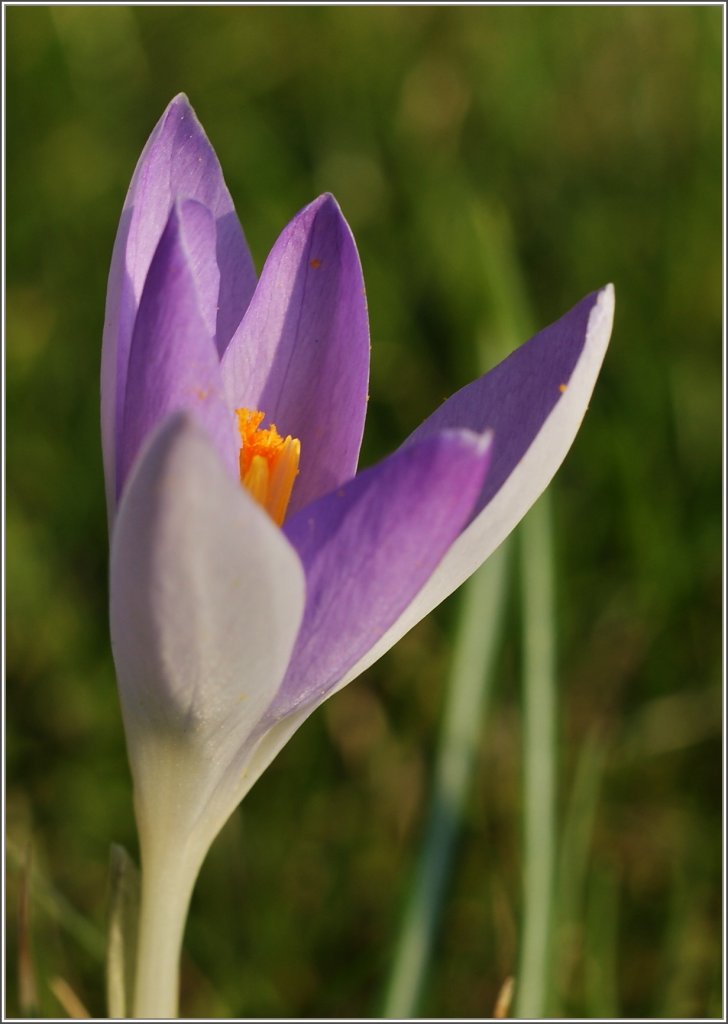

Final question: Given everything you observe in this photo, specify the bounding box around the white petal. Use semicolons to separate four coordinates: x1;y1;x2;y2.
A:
109;413;305;855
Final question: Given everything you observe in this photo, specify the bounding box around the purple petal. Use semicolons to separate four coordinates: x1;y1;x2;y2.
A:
406;288;607;517
117;200;238;496
266;429;493;720
319;286;615;699
221;194;370;516
236;284;610;786
102;94;255;518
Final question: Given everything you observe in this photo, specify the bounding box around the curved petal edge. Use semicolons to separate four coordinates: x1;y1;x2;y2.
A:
330;284;615;697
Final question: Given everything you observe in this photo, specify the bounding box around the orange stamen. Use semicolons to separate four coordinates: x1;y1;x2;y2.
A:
235;408;301;526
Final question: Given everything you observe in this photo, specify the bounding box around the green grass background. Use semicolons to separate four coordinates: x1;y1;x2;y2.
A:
5;5;722;1018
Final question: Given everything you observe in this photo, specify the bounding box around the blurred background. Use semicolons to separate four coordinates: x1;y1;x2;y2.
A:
5;6;722;1019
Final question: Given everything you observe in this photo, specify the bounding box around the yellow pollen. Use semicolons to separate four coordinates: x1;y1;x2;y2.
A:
235;408;301;526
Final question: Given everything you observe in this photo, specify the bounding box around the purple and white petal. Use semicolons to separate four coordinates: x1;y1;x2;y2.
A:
102;94;255;517
328;284;615;697
266;428;493;720
117;200;238;498
110;414;305;843
221;194;370;515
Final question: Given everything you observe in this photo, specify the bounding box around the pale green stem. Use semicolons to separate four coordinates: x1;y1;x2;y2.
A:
132;838;202;1018
515;492;557;1018
382;542;510;1017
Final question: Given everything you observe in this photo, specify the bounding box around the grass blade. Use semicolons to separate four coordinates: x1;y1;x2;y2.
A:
106;843;140;1018
382;541;511;1017
514;492;557;1018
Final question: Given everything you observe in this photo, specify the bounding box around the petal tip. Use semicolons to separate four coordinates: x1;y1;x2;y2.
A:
432;427;494;492
174;194;215;224
598;281;615;312
313;191;340;210
451;426;494;460
160;93;206;142
158;198;216;269
588;283;616;353
166;92;194;115
476;427;495;454
306;192;345;228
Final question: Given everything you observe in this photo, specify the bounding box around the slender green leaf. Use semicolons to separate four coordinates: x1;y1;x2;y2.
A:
515;492;557;1018
382;541;511;1017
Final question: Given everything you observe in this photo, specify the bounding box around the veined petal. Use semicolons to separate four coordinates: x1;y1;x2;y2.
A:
329;284;615;695
118;200;238;498
266;429;493;720
221;194;370;515
110;414;305;847
102;94;256;519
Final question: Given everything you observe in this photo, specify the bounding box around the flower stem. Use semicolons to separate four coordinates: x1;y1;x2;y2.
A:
132;839;201;1018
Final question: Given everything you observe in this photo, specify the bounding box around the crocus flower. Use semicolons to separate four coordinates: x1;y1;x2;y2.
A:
102;95;613;1016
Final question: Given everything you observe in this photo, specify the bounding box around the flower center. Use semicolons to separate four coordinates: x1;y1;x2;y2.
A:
235;408;301;526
